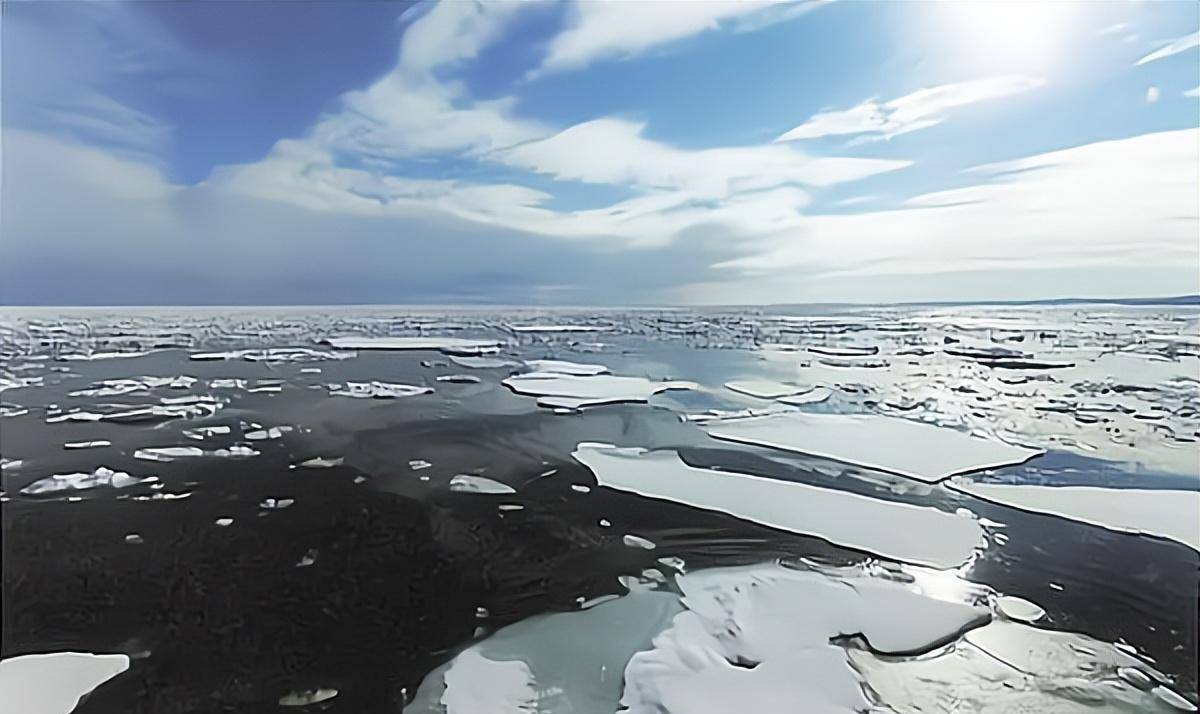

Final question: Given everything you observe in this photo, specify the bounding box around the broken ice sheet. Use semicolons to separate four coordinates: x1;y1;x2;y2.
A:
523;359;609;376
572;443;984;568
406;587;682;714
321;336;502;355
723;379;810;399
20;466;152;495
503;372;696;409
327;381;432;399
949;480;1200;552
0;652;130;714
707;412;1042;482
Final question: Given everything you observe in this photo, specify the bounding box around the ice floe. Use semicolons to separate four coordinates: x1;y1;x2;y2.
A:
523;359;609;376
777;386;833;405
449;355;521;369
723;379;810;399
327;381;432;399
20;467;152;495
278;688;338;706
295;456;343;469
449;474;516;494
573;444;984;568
69;375;196;397
503;373;696;409
509;324;607;333
996;595;1046;622
322;336;502;355
0;652;129;714
949;481;1200;552
707;412;1042;482
435;374;482;384
63;440;112;450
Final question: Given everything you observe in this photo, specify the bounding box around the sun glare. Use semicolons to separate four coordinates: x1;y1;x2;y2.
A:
938;1;1082;74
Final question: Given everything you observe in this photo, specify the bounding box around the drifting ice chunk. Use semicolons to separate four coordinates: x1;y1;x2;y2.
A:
724;380;810;399
279;689;338;706
949;481;1200;552
778;387;833;405
996;595;1046;622
573;444;984;568
63;440;112;450
808;345;879;357
707;412;1042;482
440;650;536;714
322;336;502;355
20;466;151;495
450;355;521;369
328;382;432;399
296;456;343;469
436;374;482;384
0;652;130;714
523;359;609;376
134;446;205;462
449;474;516;494
503;373;695;409
244;426;293;440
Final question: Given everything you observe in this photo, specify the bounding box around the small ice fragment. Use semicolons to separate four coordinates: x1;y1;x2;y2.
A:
599;518;611;527
134;446;205;462
623;534;656;550
63;440;112;450
449;355;521;369
724;380;810;399
497;504;524;511
475;607;489;619
297;456;343;468
329;381;432;399
214;518;234;527
570;484;591;493
295;549;318;567
21;466;151;495
409;460;432;471
996;595;1045;622
124;533;143;544
1118;666;1154;689
436;374;482;384
1152;686;1198;711
808;345;879;357
778;387;833;406
523;359;609;376
449;474;515;494
181;425;232;440
352;475;368;484
1048;582;1064;591
244;426;292;441
279;688;338;706
1;458;24;471
260;498;294;510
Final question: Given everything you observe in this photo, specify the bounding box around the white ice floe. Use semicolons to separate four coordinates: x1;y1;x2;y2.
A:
523;359;609;376
322;336;502;355
134;446;205;462
46;401;220;424
260;498;294;510
808;345;879;357
707;412;1042;482
407;588;681;714
0;652;129;714
623;534;657;550
777;387;833;405
327;381;432;399
279;688;338;706
63;440;112;450
181;425;232;440
618;563;988;714
436;374;482;384
449;355;521;369
190;348;351;362
296;456;343;469
214;518;234;527
20;466;151;495
58;351;150;361
244;426;293;440
449;474;516;494
996;595;1046;622
503;373;696;409
949;481;1200;552
69;375;196;397
509;324;607;333
573;444;983;568
724;380;810;399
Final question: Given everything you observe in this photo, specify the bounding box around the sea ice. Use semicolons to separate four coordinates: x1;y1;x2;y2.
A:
523;359;609;376
327;381;432;399
0;652;129;714
573;444;984;568
724;380;810;399
449;474;516;494
20;467;151;495
707;412;1042;482
322;336;502;355
503;373;695;409
949;481;1200;552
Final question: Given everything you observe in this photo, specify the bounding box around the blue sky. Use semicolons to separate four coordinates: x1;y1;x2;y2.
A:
2;0;1198;305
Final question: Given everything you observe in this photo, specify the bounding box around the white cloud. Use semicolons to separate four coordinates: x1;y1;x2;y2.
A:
535;0;816;76
712;129;1199;282
310;1;546;161
1145;86;1160;103
1185;86;1200;98
1135;30;1200;66
496;118;909;198
775;76;1046;142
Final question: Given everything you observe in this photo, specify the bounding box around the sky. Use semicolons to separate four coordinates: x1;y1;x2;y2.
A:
2;0;1198;306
